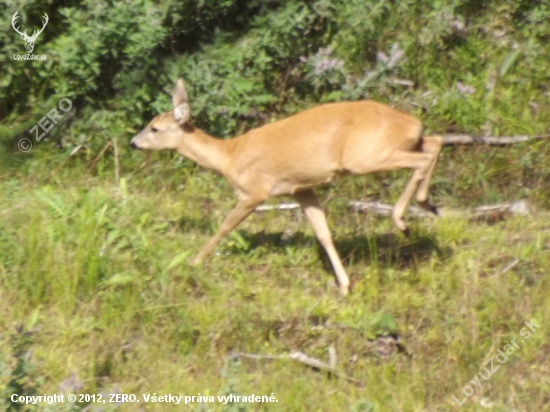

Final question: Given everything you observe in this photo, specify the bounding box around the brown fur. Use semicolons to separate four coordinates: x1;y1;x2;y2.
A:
131;79;442;295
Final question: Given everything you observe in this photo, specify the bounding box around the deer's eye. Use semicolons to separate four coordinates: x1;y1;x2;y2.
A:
151;127;158;133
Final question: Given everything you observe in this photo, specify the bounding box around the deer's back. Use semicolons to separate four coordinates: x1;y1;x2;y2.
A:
226;101;422;196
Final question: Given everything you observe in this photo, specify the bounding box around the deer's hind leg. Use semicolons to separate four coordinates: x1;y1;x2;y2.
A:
414;135;443;215
387;151;436;234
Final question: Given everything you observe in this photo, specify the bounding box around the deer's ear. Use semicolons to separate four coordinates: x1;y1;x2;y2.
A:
172;79;188;107
174;101;190;125
172;79;190;125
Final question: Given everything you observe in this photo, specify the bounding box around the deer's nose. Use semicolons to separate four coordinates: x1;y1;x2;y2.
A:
129;141;141;150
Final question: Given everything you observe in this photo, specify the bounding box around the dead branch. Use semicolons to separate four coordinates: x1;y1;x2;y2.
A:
232;351;363;386
386;78;414;87
500;258;520;275
69;145;83;156
87;141;112;172
442;134;550;145
349;199;532;218
256;200;533;220
255;202;300;212
471;200;532;217
328;345;337;369
349;200;434;218
112;138;120;184
233;352;286;361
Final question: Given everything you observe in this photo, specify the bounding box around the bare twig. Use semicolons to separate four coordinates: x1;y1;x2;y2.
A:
500;258;520;275
87;141;112;172
69;145;83;156
328;345;337;370
232;351;363;386
386;78;414;87
442;134;550;145
112;137;120;184
233;352;286;361
255;202;300;212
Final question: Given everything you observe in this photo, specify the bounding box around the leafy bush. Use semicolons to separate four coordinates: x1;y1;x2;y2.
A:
0;0;549;204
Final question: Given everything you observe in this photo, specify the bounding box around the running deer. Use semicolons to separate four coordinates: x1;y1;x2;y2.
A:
130;79;442;295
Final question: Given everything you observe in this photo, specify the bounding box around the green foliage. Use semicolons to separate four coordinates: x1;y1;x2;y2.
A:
0;167;548;410
2;0;548;152
217;359;249;412
1;1;550;410
0;327;41;411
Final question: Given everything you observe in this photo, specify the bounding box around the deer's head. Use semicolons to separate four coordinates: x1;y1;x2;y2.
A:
130;79;191;151
11;11;49;54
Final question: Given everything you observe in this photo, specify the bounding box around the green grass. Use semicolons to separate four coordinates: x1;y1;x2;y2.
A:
1;151;548;411
2;1;550;409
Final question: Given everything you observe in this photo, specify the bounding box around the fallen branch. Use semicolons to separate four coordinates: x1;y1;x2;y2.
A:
87;141;112;172
328;345;337;369
112;137;120;184
470;200;533;224
256;200;533;220
349;200;433;218
69;145;83;156
255;200;533;220
255;202;300;212
232;351;363;386
350;199;532;219
442;134;550;145
471;200;532;216
500;258;520;275
386;78;414;87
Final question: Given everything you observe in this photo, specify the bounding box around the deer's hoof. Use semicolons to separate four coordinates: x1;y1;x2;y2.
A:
418;201;439;216
339;285;350;296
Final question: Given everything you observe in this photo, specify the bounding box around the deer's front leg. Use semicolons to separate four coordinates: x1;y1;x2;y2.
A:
190;196;265;265
293;190;350;296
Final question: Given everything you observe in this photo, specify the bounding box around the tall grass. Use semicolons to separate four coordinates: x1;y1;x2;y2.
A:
1;0;549;410
1;155;548;411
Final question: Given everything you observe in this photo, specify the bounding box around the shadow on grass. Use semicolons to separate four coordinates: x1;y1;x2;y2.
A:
227;229;452;270
335;232;451;269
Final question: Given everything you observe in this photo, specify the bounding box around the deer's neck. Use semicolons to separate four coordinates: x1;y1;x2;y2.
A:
176;126;234;174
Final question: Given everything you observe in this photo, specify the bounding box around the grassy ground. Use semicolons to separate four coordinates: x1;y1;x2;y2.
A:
0;145;548;411
2;1;550;410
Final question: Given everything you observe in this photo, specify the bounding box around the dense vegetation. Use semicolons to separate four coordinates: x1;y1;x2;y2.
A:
1;1;549;411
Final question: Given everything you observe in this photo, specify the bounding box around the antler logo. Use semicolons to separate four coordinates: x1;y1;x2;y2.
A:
11;10;49;54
